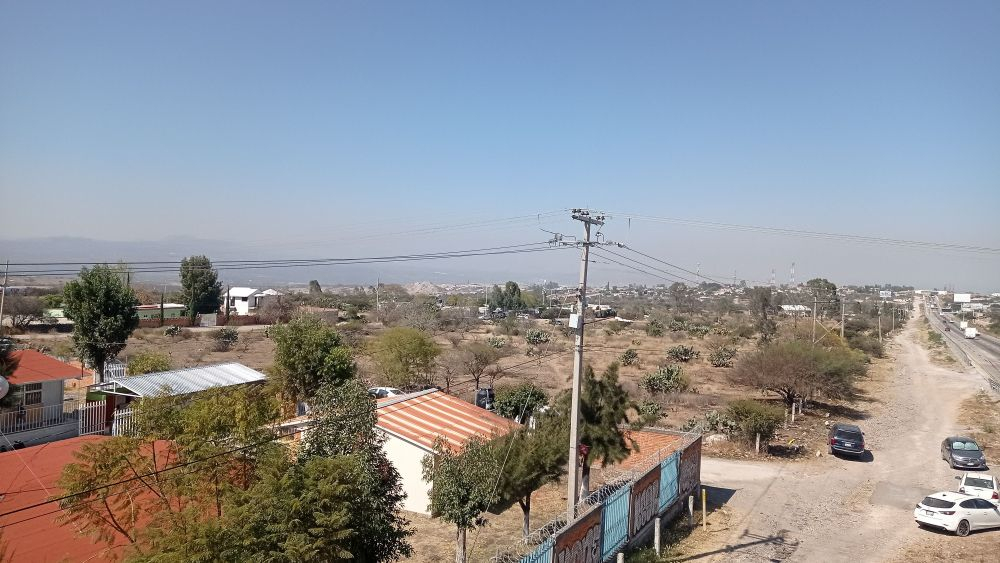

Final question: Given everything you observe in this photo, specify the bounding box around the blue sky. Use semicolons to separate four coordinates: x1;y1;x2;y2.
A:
2;1;998;290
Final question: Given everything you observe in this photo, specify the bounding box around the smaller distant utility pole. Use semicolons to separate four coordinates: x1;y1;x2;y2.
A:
840;301;846;338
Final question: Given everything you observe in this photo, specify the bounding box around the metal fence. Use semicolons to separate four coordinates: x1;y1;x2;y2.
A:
494;430;701;563
0;402;79;435
78;400;108;436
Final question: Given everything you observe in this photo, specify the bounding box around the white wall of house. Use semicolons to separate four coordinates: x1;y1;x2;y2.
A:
41;380;65;407
225;295;257;315
382;432;433;515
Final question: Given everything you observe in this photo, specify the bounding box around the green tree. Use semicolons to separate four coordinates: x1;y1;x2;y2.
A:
0;341;20;408
297;380;413;562
731;340;867;407
806;278;840;317
725;399;784;446
6;295;44;329
40;293;63;308
668;282;698;313
490;416;568;537
63;265;140;380
748;287;780;344
560;363;638;497
126;351;171;375
370;327;440;389
270;315;356;402
493;382;548;422
456;341;503;390
308;279;323;295
422;435;500;563
179;256;223;320
489;281;524;311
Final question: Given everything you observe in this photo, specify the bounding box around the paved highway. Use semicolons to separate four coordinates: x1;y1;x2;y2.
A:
922;300;1000;387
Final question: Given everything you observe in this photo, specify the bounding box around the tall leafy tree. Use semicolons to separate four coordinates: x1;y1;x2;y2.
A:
806;278;840;317
62;265;139;380
423;436;499;563
748;287;781;344
298;380;413;562
369;327;440;389
490;415;567;537
560;363;638;497
493;382;548;422
270;314;356;402
179;255;223;320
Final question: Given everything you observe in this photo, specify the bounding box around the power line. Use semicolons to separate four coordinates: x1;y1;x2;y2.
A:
618;245;728;286
6;244;569;276
597;248;702;286
605;211;1000;255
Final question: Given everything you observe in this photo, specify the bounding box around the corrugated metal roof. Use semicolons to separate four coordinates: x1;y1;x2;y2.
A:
376;388;518;451
105;362;266;397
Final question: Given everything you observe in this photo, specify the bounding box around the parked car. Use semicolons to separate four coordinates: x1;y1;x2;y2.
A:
914;491;1000;536
942;437;988;469
368;387;403;399
957;473;999;504
828;423;866;458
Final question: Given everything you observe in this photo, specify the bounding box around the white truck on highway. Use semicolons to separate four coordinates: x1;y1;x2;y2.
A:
965;327;978;339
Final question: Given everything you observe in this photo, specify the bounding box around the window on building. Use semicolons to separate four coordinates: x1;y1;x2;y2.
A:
23;383;43;406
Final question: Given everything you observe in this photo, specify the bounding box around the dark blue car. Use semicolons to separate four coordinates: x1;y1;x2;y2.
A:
828;423;865;458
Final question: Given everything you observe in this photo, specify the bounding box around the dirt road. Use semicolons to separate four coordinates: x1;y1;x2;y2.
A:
696;311;995;562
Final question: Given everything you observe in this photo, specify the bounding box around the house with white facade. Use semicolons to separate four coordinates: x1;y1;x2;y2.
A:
375;388;519;514
224;287;283;315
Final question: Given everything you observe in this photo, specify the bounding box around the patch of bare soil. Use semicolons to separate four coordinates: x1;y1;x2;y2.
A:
956;391;1000;467
915;317;959;367
19;327;277;374
406;478;569;562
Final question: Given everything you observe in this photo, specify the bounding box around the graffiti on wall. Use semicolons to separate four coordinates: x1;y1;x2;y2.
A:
553;504;603;563
629;463;660;537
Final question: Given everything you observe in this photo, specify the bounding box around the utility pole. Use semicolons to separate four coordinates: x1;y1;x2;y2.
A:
840;301;846;338
878;300;883;343
376;276;380;311
0;260;7;338
812;296;818;344
566;209;603;521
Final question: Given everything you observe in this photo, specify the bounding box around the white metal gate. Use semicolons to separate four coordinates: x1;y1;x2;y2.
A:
112;407;135;437
78;401;107;436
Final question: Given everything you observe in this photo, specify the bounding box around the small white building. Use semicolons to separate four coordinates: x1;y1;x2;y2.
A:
375;389;519;514
276;388;519;515
224;287;283;315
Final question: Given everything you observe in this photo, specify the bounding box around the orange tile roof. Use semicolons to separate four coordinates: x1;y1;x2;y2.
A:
376;389;519;451
7;350;86;384
0;435;129;562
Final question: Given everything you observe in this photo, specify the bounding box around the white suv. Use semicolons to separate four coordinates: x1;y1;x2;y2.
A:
958;473;999;505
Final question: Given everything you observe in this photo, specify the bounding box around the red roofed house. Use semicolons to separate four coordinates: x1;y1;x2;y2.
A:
376;388;519;515
0;435;130;562
1;350;85;446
